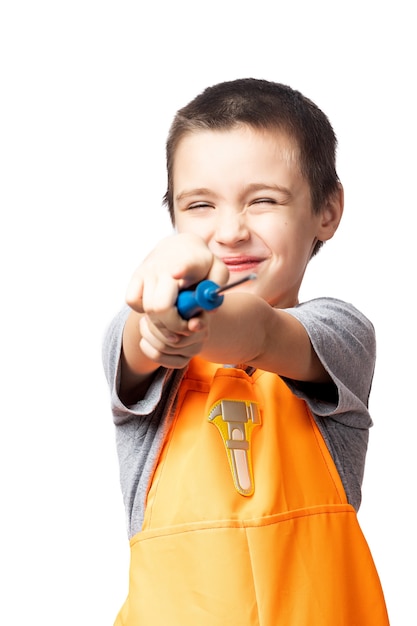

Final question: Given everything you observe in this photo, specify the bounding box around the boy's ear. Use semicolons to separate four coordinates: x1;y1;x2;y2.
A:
316;183;344;242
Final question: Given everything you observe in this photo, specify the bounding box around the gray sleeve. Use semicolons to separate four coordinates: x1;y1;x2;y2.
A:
102;306;185;537
101;305;174;423
284;297;375;428
284;298;376;510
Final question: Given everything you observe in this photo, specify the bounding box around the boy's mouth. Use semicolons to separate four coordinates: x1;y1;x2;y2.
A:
222;256;264;273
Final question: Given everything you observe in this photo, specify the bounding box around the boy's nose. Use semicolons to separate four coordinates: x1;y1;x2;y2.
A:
214;210;250;245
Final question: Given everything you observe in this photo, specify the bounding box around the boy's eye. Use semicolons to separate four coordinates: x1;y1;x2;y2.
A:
252;198;277;205
187;202;213;210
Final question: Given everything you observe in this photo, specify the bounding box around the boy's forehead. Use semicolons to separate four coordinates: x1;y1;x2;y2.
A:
175;125;300;166
172;125;308;203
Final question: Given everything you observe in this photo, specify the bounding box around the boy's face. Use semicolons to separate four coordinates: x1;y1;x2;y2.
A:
173;126;336;308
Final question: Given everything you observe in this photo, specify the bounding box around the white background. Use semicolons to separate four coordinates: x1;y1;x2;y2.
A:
1;1;415;624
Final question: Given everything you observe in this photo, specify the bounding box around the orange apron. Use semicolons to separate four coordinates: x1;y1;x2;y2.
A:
115;358;389;625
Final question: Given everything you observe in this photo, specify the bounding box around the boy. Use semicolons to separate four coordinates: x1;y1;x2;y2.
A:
103;78;389;624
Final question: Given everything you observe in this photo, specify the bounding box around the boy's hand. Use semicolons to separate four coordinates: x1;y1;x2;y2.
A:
125;233;229;368
138;310;209;369
126;233;229;315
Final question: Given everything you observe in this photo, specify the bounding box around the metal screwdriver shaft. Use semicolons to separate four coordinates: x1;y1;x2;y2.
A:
214;273;258;295
176;273;257;320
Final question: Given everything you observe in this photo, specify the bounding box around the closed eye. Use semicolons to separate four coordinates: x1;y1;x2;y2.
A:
250;197;283;208
252;198;277;204
187;202;214;210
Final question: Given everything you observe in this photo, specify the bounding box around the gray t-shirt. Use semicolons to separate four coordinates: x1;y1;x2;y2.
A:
102;297;376;539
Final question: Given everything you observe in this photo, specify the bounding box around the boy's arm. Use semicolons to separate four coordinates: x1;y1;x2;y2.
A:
198;292;330;384
119;301;214;405
125;291;330;402
119;310;161;405
119;294;328;405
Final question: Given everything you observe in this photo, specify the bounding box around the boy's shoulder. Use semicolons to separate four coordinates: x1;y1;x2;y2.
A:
290;297;373;326
286;297;376;351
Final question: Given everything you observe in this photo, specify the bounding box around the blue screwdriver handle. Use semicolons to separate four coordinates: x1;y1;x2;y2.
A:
176;280;224;320
176;273;257;320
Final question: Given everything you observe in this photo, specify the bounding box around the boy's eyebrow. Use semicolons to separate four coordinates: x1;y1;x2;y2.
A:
176;183;293;202
175;188;213;202
243;183;292;198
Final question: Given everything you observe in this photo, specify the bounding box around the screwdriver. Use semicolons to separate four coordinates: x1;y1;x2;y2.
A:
176;273;257;320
